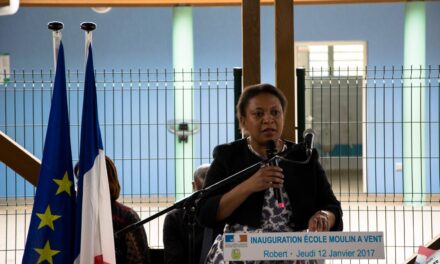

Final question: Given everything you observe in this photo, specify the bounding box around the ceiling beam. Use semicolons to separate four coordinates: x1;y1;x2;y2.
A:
275;0;295;141
0;0;9;7
0;131;41;186
242;0;260;87
20;0;414;7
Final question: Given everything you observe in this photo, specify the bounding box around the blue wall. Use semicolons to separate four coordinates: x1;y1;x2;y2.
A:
0;8;174;71
1;3;439;80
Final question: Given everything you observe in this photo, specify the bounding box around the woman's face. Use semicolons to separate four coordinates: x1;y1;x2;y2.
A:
240;93;285;147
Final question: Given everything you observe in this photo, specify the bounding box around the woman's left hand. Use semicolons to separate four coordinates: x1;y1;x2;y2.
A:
308;210;335;232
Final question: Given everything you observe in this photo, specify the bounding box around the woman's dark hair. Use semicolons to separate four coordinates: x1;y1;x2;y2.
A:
74;155;121;201
104;156;121;201
236;83;287;120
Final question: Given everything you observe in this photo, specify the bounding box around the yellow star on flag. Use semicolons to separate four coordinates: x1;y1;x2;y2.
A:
53;171;73;196
34;240;60;264
36;205;61;230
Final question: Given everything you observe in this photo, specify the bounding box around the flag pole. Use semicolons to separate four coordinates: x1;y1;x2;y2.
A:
23;22;76;264
75;21;116;264
48;21;63;69
80;22;96;67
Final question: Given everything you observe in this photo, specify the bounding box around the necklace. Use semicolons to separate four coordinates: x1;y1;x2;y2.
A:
246;137;286;159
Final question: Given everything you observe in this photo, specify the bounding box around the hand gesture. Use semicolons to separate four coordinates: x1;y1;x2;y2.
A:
308;210;335;232
242;164;284;193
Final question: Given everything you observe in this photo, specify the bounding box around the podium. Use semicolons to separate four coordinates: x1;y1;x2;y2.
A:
223;231;385;262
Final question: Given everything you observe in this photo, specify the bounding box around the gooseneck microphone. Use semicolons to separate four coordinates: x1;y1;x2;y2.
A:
265;140;285;208
303;129;315;157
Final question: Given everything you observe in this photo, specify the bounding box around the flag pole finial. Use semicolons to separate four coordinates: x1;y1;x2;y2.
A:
80;22;96;32
48;21;63;32
81;22;96;62
48;21;63;70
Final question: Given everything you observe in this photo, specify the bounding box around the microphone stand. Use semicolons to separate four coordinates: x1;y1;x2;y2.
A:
114;158;268;264
114;160;267;234
115;147;312;263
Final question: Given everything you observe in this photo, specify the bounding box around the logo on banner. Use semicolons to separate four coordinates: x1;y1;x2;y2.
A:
224;234;248;248
231;249;241;260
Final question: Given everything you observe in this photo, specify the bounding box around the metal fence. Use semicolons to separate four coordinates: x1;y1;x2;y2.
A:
299;66;440;263
0;68;239;263
300;66;440;200
1;66;439;263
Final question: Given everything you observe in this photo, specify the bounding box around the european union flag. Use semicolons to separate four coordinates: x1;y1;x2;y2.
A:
23;42;76;263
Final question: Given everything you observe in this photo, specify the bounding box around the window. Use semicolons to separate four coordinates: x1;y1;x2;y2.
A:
294;41;366;192
296;42;366;77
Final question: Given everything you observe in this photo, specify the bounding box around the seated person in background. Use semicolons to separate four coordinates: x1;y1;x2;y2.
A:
163;164;210;264
75;156;151;264
196;83;343;263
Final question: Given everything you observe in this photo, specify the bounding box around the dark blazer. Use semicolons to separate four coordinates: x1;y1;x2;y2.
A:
163;208;204;264
196;138;342;233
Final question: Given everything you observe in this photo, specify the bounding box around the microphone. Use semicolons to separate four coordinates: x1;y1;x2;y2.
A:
265;140;285;209
303;129;315;157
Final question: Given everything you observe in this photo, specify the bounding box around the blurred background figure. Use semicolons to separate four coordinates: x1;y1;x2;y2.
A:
163;164;210;264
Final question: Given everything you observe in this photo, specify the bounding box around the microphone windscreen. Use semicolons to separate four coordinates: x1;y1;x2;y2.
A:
303;128;315;138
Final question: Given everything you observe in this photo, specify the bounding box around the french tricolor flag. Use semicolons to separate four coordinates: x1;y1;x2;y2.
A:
74;43;116;264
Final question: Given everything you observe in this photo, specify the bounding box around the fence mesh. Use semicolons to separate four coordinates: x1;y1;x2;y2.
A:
1;66;439;263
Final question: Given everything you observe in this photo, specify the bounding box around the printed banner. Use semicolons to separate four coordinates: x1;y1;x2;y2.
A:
223;231;384;261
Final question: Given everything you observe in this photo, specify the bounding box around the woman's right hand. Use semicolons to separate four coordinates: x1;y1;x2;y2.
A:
242;164;284;193
215;164;284;221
